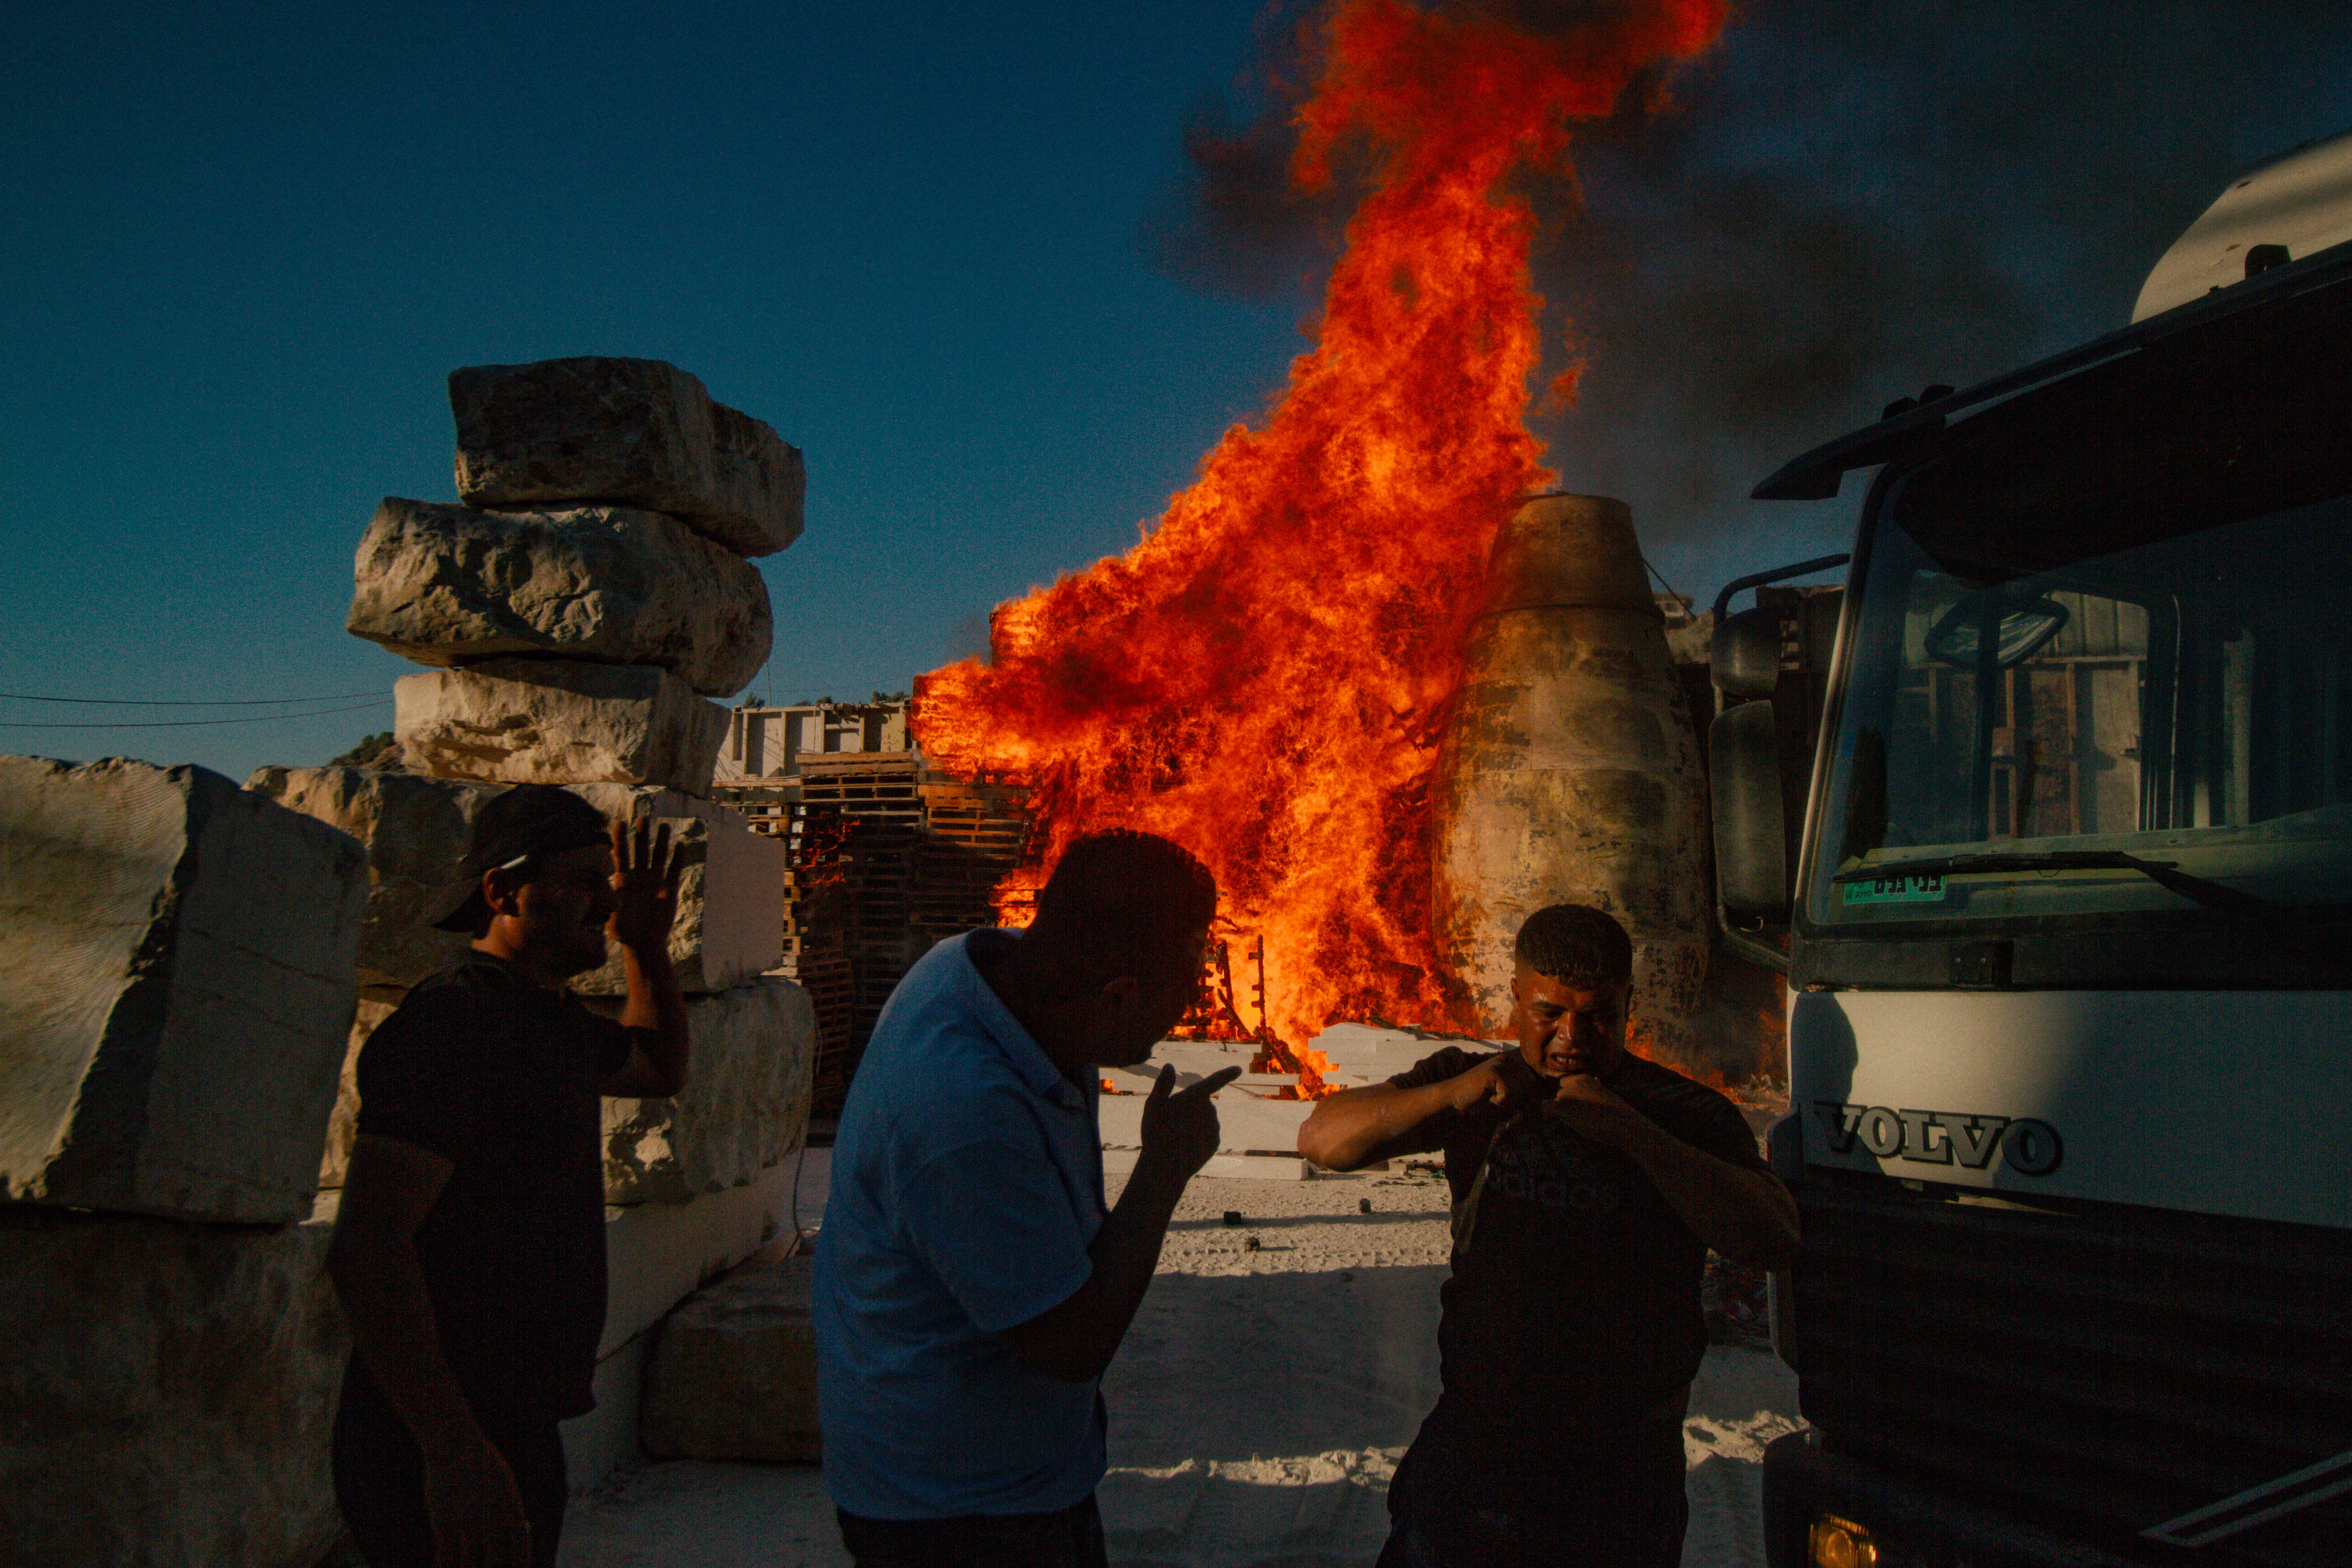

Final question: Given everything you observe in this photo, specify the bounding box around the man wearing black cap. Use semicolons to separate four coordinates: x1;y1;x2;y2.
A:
327;785;688;1568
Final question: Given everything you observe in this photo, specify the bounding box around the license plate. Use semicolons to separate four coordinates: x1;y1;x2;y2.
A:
1843;873;1947;904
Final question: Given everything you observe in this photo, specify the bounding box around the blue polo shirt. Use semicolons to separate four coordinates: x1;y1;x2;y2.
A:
813;928;1107;1519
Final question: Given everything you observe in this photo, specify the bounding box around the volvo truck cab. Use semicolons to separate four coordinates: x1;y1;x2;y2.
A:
1717;131;2352;1568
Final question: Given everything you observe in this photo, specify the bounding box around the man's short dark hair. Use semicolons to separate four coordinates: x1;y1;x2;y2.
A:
1514;904;1633;990
1031;830;1217;990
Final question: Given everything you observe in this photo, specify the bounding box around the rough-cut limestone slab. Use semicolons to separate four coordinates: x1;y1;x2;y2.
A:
317;995;399;1190
574;812;784;995
601;1156;794;1358
245;766;504;989
589;979;814;1205
393;659;727;793
1305;1022;1504;1087
346;497;771;696
1097;1082;1310;1159
246;769;772;993
639;1250;818;1463
0;757;365;1223
1101;1147;1310;1181
0;1198;347;1567
451;357;805;559
564;1327;652;1495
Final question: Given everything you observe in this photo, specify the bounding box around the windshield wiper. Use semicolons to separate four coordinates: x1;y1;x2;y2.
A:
1832;850;2345;925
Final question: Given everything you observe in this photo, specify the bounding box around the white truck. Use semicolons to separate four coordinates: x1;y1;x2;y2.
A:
1708;132;2352;1568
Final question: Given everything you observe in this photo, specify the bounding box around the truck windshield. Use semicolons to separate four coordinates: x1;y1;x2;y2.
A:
1809;318;2352;933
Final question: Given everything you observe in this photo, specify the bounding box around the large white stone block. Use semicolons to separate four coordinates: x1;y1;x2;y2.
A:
600;1155;796;1358
573;811;785;996
1097;1080;1311;1159
393;659;727;793
346;496;771;696
562;1328;652;1495
0;757;365;1222
590;979;814;1205
1100;1147;1310;1181
451;357;804;559
317;995;400;1190
639;1250;818;1464
247;769;775;994
570;783;740;823
0;1199;347;1568
245;766;502;989
1306;1021;1487;1087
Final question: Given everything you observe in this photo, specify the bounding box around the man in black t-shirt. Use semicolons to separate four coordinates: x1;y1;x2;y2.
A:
1298;905;1797;1568
327;787;688;1568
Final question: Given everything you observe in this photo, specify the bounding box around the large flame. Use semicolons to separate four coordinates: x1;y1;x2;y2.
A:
914;0;1728;1062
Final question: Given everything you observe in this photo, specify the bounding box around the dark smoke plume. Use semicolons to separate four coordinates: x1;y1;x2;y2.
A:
1150;0;2352;545
1142;1;1351;298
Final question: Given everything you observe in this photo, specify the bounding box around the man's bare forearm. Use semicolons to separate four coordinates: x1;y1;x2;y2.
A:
1298;1078;1463;1170
1002;1154;1190;1382
328;1142;485;1456
614;943;690;1096
1615;1117;1799;1269
333;1242;485;1450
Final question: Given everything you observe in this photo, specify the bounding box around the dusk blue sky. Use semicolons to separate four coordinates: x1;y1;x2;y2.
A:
4;2;2345;782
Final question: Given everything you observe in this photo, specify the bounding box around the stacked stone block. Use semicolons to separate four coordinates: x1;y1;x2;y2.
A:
270;357;818;1494
640;1250;821;1464
0;363;823;1564
0;755;370;1566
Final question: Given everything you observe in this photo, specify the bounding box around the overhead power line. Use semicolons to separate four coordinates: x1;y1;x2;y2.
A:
0;689;386;707
0;699;392;730
1640;554;1689;609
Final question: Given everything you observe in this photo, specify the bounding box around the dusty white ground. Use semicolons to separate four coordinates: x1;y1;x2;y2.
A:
559;1155;1802;1568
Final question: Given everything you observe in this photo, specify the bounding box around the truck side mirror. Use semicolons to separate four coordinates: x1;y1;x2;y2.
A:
1710;607;1783;700
1711;699;1789;922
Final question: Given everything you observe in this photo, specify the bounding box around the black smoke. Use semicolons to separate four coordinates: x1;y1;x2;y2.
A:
1142;1;1350;299
1149;0;2352;544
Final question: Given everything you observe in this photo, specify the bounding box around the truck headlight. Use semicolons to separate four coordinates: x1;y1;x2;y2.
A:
1810;1513;1877;1568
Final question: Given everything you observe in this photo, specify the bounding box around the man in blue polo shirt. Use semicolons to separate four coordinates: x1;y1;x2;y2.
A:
814;830;1239;1568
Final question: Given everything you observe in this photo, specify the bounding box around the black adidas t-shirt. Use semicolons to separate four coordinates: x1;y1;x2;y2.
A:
1387;1045;1764;1475
353;952;638;1422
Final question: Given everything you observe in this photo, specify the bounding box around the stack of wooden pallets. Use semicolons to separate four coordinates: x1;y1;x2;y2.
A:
781;756;1032;1108
911;777;1031;941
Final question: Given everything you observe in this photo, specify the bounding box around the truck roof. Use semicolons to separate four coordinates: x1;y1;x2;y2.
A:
1754;128;2352;503
2134;128;2352;321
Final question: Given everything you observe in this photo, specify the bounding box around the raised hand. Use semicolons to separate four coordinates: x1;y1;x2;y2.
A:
607;816;684;955
1550;1072;1643;1147
1453;1049;1545;1113
1137;1063;1243;1183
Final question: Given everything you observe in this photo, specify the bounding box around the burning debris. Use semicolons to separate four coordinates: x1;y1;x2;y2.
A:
915;0;1733;1074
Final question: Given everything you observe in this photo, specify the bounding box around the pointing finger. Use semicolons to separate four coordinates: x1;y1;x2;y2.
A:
1176;1065;1243;1099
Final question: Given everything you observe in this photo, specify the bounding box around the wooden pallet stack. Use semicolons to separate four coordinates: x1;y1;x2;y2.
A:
911;777;1032;942
781;756;1032;1109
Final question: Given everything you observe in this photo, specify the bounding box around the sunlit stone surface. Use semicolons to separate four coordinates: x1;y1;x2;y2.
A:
450;356;805;559
346;497;771;696
0;757;363;1223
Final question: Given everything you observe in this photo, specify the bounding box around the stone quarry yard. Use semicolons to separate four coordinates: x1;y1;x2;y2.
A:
558;1152;1803;1568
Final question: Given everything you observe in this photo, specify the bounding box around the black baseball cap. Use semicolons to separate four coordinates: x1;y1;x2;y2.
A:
426;785;614;933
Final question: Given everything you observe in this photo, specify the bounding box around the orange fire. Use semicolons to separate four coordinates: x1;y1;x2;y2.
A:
914;0;1729;1072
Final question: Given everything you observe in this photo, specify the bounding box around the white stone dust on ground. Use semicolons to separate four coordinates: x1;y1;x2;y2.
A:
559;1159;1800;1568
